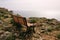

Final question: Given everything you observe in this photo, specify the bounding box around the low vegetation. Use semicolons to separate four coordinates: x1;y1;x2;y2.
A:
0;7;60;40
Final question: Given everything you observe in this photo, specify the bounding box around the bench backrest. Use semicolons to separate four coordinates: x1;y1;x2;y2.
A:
13;15;27;26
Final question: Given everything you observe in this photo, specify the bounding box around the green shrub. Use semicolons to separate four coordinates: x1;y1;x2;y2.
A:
29;19;36;23
46;26;53;32
6;34;15;40
4;16;8;18
56;33;60;39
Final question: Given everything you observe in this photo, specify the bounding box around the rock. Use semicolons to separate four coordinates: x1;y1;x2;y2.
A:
34;26;41;34
21;25;27;32
31;33;43;40
15;38;20;40
0;30;4;35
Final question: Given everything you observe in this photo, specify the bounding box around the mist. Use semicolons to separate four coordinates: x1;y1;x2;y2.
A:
0;0;60;20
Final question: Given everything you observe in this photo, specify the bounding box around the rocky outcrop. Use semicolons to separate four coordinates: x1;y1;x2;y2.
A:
0;8;60;40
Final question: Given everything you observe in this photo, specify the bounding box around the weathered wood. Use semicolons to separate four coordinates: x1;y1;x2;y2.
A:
13;15;19;23
12;15;27;26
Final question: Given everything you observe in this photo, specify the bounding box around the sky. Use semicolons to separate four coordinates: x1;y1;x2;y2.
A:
0;0;60;20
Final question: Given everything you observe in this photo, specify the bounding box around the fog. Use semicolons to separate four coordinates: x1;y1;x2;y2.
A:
0;0;60;20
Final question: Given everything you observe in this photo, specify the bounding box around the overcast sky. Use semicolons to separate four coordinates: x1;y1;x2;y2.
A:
0;0;60;20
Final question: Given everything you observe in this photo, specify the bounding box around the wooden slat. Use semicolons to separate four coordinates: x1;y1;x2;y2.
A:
12;15;27;26
13;15;19;23
18;17;27;26
23;17;27;26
